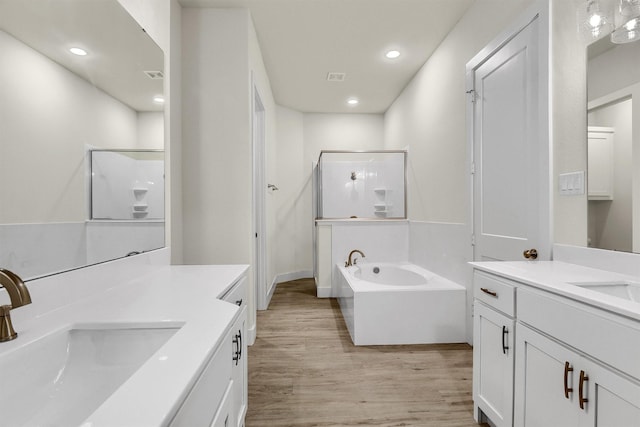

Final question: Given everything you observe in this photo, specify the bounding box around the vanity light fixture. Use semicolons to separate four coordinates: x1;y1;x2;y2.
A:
577;0;640;43
385;50;401;59
611;0;640;43
577;0;613;41
69;47;88;56
347;98;359;106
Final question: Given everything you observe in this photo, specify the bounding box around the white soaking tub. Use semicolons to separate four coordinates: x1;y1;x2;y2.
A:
336;263;466;345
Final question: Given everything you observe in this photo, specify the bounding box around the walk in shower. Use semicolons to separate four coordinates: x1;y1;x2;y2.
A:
316;151;407;219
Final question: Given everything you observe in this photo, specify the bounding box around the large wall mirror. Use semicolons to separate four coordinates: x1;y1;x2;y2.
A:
0;0;165;280
587;37;640;253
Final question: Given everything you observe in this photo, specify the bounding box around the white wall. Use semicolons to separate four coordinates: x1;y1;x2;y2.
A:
384;0;533;223
181;8;252;267
551;0;589;248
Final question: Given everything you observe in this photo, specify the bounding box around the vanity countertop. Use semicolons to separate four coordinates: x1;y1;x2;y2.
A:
470;260;640;321
0;264;249;427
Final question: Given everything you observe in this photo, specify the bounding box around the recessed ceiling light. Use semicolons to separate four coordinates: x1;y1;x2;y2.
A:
153;95;165;104
385;50;401;59
69;47;88;56
347;98;359;106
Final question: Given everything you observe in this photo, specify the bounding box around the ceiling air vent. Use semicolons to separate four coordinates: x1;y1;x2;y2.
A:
327;72;346;82
144;70;164;79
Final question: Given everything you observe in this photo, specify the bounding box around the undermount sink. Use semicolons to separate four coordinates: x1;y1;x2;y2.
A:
0;324;180;426
570;281;640;303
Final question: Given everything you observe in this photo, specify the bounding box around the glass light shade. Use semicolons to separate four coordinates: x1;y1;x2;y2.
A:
611;16;640;42
577;0;614;41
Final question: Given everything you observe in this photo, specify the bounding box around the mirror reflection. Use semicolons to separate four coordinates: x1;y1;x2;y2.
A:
0;0;165;280
587;37;640;252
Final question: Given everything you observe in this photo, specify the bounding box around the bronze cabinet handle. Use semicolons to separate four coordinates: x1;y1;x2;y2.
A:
480;287;497;297
579;370;589;410
564;361;574;398
523;248;538;259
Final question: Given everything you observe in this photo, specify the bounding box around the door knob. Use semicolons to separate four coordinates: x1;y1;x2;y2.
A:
523;248;538;260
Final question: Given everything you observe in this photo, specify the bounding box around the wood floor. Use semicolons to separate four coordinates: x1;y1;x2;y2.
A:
246;278;483;427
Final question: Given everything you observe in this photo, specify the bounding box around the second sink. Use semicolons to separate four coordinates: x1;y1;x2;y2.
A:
570;281;640;303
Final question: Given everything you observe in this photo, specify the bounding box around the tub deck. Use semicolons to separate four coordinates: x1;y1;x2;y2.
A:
336;263;466;345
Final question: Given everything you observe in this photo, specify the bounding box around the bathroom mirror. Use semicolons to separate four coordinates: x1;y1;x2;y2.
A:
0;0;165;280
586;37;640;253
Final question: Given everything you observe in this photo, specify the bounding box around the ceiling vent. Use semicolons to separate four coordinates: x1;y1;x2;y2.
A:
327;72;346;82
144;70;164;79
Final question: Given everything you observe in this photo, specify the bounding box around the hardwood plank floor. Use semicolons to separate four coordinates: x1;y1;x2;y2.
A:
246;279;483;427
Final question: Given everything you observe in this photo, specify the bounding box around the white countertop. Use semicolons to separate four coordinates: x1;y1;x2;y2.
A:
0;264;249;427
471;260;640;321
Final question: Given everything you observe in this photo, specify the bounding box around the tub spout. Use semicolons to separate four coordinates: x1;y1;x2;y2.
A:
346;249;365;267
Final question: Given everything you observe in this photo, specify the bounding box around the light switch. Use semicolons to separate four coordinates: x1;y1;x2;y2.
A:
559;171;585;196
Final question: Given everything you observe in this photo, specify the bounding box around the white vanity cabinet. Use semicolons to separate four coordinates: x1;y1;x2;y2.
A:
514;286;640;427
472;272;516;427
472;264;640;427
170;276;249;427
220;276;248;427
515;324;640;427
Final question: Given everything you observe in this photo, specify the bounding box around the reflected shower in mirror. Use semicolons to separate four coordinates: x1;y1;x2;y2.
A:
0;0;165;280
586;36;640;252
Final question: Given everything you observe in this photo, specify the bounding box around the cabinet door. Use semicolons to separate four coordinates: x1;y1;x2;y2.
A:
473;302;515;427
231;308;247;427
514;325;578;427
579;356;640;427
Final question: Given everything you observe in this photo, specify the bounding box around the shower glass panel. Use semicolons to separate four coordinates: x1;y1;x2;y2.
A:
317;151;407;219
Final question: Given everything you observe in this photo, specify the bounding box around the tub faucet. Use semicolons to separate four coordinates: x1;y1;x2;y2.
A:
0;268;32;342
346;249;365;267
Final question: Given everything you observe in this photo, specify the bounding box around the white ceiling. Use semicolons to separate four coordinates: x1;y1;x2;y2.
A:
179;0;474;113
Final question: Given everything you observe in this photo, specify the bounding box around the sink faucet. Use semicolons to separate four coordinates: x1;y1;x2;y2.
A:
0;268;32;342
345;249;365;267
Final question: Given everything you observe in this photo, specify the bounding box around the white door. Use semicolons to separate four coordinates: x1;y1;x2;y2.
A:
469;14;550;262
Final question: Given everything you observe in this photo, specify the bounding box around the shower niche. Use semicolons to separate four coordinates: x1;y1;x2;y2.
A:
316;151;406;219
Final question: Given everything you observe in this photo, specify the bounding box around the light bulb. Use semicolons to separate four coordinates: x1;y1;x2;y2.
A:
69;47;87;56
385;50;401;59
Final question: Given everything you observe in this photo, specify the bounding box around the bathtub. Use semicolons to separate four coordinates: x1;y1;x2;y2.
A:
336;262;466;345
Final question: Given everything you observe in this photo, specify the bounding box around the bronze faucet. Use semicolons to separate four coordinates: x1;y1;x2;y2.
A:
345;249;365;267
0;268;32;342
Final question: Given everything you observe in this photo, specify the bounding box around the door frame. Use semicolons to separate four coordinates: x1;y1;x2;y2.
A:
252;78;267;311
465;0;552;261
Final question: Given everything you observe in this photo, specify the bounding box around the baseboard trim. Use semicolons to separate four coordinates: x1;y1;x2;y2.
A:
316;287;332;298
247;323;256;346
275;270;313;284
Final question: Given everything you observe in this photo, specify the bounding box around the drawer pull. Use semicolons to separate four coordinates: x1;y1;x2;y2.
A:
232;334;240;364
564;361;573;398
480;287;497;297
237;329;243;361
501;326;509;354
235;299;243;306
579;370;589;410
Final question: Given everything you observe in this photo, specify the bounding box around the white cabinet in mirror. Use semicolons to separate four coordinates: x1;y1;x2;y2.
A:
586;35;640;253
0;0;165;280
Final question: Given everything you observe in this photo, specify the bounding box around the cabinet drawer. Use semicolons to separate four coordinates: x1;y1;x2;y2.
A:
519;287;640;381
474;272;516;317
170;337;232;427
221;276;247;309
